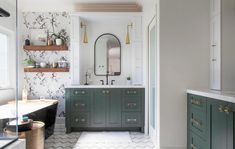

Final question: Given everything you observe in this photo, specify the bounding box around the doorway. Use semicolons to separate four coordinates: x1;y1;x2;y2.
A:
148;16;157;143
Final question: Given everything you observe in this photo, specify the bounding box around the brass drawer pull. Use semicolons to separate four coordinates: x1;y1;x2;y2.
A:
191;99;201;106
127;90;137;94
191;118;201;126
81;118;86;122
75;103;85;107
191;144;198;149
74;91;85;94
127;103;137;107
75;118;79;122
127;118;137;122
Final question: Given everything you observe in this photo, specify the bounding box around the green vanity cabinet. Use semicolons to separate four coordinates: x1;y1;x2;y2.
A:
210;100;234;149
106;89;122;127
66;87;145;133
187;93;235;149
91;89;107;127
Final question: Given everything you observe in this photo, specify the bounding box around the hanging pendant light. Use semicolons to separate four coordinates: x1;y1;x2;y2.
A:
126;23;133;44
81;22;88;43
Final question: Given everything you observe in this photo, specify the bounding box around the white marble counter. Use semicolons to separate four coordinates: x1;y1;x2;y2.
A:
187;89;235;103
66;85;145;88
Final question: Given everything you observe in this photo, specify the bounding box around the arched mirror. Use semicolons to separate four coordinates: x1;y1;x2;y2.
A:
94;33;121;76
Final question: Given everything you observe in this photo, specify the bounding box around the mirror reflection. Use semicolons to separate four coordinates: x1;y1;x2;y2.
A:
94;33;121;76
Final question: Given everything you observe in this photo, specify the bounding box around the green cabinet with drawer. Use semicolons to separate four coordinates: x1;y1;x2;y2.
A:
66;88;145;133
187;93;235;149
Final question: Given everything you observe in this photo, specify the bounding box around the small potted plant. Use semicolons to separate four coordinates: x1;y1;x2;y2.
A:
126;76;131;85
23;57;36;68
51;29;69;46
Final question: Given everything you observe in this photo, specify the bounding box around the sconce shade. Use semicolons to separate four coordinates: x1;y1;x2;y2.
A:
83;27;88;43
81;22;88;43
126;31;130;44
125;23;133;44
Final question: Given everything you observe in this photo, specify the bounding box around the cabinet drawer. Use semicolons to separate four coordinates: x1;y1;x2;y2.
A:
71;97;90;112
189;94;207;112
123;89;140;96
71;113;90;127
122;97;141;111
71;89;90;96
190;132;207;149
122;112;141;127
190;108;207;138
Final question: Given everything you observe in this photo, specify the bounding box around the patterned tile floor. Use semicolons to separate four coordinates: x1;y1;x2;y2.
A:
45;131;155;149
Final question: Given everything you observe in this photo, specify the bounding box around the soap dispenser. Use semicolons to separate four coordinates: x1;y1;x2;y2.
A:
22;85;28;102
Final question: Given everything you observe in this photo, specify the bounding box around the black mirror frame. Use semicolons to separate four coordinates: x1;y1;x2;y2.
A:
94;33;121;76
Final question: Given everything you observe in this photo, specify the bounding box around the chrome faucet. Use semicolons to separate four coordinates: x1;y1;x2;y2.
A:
106;71;109;85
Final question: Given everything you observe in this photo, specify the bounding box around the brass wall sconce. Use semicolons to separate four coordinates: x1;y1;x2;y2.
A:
81;22;88;43
126;23;133;44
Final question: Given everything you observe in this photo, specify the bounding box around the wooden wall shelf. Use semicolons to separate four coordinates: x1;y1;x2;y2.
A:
24;68;69;72
23;45;68;51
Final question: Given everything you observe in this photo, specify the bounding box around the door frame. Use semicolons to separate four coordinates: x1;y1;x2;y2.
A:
148;16;157;145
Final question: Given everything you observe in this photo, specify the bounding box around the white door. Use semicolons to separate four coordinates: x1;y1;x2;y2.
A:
148;16;157;143
210;0;221;90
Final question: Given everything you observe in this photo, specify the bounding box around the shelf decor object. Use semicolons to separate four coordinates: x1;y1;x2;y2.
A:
24;68;69;72
23;45;68;51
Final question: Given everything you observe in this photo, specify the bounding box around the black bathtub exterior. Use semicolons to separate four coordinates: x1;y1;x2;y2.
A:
26;102;58;139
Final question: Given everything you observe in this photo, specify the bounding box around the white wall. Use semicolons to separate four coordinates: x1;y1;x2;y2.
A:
159;0;210;148
221;0;235;91
79;19;133;85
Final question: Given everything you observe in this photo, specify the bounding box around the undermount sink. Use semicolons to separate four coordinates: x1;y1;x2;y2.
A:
66;85;145;88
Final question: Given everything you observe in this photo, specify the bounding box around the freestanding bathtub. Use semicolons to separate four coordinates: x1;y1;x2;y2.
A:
0;99;58;139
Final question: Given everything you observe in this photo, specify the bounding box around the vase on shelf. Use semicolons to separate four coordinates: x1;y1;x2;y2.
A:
55;38;63;46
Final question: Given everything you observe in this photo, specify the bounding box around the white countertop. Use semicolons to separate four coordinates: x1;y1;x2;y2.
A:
187;89;235;103
66;85;145;88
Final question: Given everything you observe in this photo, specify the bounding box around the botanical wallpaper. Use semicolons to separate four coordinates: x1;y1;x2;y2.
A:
22;12;71;116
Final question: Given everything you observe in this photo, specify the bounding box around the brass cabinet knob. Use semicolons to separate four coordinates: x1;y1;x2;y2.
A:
82;91;85;94
218;105;234;114
81;118;85;122
102;90;106;94
223;106;231;114
218;105;224;112
106;90;109;94
75;118;79;122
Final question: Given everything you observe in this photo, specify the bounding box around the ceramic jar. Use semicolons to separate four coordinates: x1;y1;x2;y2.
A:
55;38;63;46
